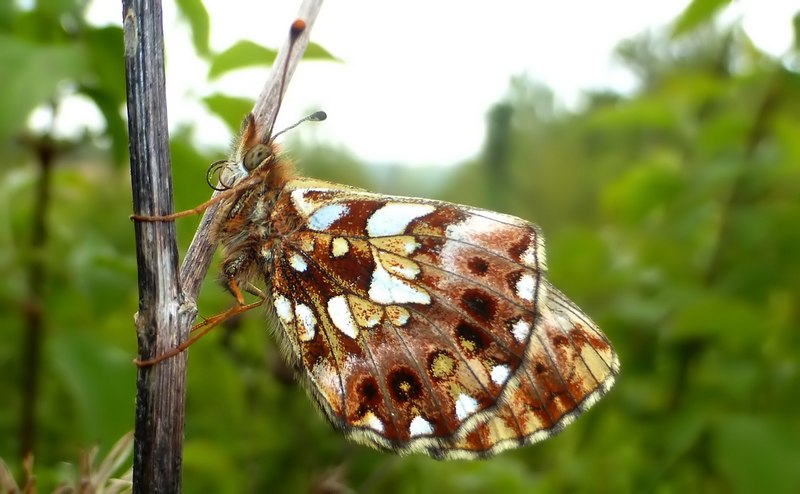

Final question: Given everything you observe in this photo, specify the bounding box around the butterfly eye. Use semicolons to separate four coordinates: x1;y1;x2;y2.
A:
243;144;272;171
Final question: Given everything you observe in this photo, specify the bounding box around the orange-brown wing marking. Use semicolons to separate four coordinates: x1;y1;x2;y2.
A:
428;283;619;459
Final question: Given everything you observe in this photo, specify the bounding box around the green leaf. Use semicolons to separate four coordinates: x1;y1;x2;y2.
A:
208;40;277;79
670;294;761;347
304;41;339;61
82;26;126;105
672;0;731;37
0;35;87;140
77;25;128;164
13;8;73;44
36;0;83;20
588;97;678;131
48;330;135;453
713;416;800;494
793;12;800;51
202;94;254;132
602;158;685;225
208;40;337;79
79;86;128;165
184;439;244;494
170;131;223;211
0;0;15;31
175;0;211;57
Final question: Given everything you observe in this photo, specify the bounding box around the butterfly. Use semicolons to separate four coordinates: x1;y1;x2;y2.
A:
134;19;619;460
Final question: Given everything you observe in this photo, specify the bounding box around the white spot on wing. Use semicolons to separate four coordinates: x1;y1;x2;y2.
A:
455;393;479;421
365;412;384;432
328;295;358;339
369;262;430;305
409;415;434;437
491;364;511;386
366;203;435;237
394;310;409;325
290;189;311;215
311;362;343;404
290;188;325;217
521;235;537;268
395;264;419;280
445;214;492;241
331;237;349;257
511;319;531;343
384;259;419;280
308;204;349;231
289;252;307;272
295;303;316;341
274;295;293;325
404;239;420;254
516;273;535;302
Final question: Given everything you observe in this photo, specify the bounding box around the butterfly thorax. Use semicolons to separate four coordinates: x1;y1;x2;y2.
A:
214;151;299;289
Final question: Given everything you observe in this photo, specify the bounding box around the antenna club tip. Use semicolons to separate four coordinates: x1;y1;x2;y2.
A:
290;19;306;37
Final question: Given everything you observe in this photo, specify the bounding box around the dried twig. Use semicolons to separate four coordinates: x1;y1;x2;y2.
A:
124;0;189;490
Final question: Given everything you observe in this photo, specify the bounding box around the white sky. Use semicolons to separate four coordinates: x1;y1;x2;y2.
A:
77;0;797;167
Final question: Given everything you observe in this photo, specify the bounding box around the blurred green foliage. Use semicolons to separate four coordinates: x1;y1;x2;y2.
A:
2;0;800;492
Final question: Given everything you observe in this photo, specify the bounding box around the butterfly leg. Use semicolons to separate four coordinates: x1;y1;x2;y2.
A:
130;193;229;222
130;174;256;223
135;277;266;367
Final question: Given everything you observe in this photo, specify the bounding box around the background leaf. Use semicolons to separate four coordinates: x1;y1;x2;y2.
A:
176;0;211;57
208;40;277;79
0;36;87;140
672;0;732;37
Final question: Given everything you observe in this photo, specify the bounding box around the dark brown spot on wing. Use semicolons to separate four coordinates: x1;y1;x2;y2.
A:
467;256;490;275
460;288;496;322
455;321;492;355
360;376;380;401
387;366;423;403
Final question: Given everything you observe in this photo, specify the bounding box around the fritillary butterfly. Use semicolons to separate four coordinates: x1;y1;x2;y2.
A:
136;20;619;459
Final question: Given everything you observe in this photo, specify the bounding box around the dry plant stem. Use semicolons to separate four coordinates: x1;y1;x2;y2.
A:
179;0;324;303
124;0;191;491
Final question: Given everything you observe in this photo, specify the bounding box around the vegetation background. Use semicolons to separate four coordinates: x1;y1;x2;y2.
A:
2;0;799;492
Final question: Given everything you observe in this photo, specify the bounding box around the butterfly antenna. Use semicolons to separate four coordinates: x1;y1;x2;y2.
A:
265;19;307;142
272;110;327;141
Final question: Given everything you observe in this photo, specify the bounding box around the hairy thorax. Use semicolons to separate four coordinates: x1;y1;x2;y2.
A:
214;156;299;290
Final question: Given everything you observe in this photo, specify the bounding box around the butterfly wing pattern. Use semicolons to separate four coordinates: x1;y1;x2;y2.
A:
212;144;619;459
